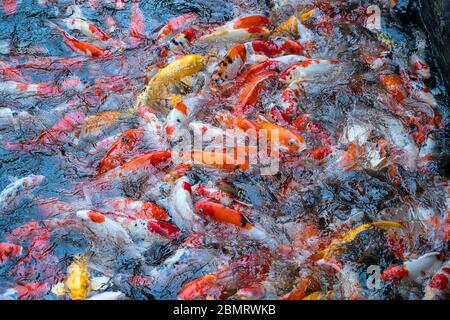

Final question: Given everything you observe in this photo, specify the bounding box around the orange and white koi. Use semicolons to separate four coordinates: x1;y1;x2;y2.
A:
194;199;272;245
155;13;198;45
49;22;111;58
254;116;306;154
178;251;271;300
279;58;339;83
197;26;270;45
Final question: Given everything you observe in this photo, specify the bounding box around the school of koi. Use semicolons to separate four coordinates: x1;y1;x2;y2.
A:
0;0;449;300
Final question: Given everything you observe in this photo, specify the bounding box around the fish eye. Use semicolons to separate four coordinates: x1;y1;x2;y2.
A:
176;119;181;123
288;139;297;146
121;137;129;143
197;208;203;213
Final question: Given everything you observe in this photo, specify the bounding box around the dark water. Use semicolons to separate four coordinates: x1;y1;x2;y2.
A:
0;0;449;300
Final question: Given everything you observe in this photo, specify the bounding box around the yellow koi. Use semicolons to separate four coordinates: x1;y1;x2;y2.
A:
65;255;91;300
320;221;403;258
138;54;206;106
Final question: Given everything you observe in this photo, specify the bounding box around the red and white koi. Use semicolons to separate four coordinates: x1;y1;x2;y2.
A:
167;176;202;233
1;283;49;300
409;53;431;79
49;22;111;58
164;95;205;142
75;210;143;260
155;13;198;45
423;260;450;300
0;79;79;97
62;6;109;41
400;70;437;107
210;38;304;90
381;252;442;283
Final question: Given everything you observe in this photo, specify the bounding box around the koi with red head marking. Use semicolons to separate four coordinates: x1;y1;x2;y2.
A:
409;53;431;79
159;27;199;57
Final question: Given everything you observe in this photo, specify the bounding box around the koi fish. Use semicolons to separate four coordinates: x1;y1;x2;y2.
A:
81;111;121;137
279;58;339;83
94;127;144;176
254;116;306;154
49;22;111;58
65;255;91;300
129;0;146;43
3;111;84;151
155;13;198;45
167;176;201;233
424;260;450;300
62;10;109;42
138;54;206;105
103;198;169;221
381;252;442;284
233;70;277;115
0;175;45;214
